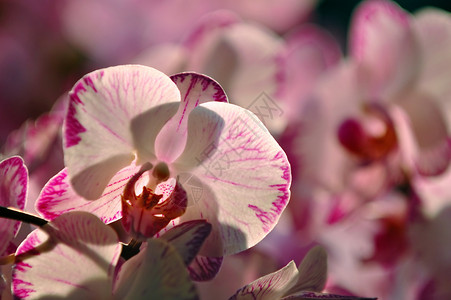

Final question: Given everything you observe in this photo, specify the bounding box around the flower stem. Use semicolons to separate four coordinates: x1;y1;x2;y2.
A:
0;206;48;227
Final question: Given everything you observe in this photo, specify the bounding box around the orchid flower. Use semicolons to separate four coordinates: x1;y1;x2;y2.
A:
12;211;211;299
36;66;291;262
287;0;451;221
229;245;377;300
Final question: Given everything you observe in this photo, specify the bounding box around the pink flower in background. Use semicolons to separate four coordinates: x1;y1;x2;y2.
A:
286;0;451;219
135;11;341;134
37;65;291;259
61;0;317;64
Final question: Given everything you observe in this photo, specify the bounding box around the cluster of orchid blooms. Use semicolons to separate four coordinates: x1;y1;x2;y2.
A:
1;0;451;299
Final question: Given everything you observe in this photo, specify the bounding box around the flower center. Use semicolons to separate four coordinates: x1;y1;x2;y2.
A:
121;162;187;240
337;103;397;161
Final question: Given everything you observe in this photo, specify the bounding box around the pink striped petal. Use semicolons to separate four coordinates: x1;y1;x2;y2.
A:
349;0;418;97
188;256;223;281
36;164;140;224
64;65;180;199
229;260;299;300
175;102;291;256
154;72;228;163
13;212;121;299
0;156;27;255
114;238;198;300
159;220;212;265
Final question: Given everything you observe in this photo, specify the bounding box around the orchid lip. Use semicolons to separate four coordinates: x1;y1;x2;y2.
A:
121;162;187;240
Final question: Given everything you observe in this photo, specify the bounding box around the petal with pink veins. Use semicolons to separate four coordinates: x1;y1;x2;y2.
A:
229;260;299;300
154;72;228;163
0;156;27;255
13;212;121;300
349;0;419;98
174;102;291;256
64;65;181;199
36;164;141;224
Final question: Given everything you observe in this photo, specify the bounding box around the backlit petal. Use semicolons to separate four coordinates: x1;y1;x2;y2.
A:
13;212;120;300
175;102;291;256
117;238;198;300
64;65;180;199
155;73;227;163
36;164;140;224
229;260;298;300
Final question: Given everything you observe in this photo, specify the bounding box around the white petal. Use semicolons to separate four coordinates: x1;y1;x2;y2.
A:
13;212;120;300
175;102;291;256
64;65;180;199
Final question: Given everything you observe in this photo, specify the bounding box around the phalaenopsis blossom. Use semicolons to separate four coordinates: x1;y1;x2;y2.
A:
35;65;291;281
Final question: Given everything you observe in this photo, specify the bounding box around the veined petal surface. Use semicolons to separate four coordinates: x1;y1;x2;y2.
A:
13;212;121;300
64;65;181;199
0;156;27;255
175;102;291;256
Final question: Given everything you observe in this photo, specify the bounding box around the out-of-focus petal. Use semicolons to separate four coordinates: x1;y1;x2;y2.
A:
229;260;298;300
175;102;291;256
13;212;121;299
280;24;341;121
155;73;227;163
0;156;27;255
396;91;450;176
281;291;377;299
36;164;141;224
349;0;418;98
116;238;198;300
64;65;180;199
415;8;451;105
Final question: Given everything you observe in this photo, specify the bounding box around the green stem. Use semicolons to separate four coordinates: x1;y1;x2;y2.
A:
0;206;48;227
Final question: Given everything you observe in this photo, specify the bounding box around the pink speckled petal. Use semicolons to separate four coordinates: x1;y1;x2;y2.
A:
396;92;450;176
0;156;27;255
159;220;212;265
64;65;180;199
349;0;418;97
13;212;120;299
174;102;291;256
187;255;223;281
36;164;141;224
229;260;298;300
115;238;198;300
154;73;227;163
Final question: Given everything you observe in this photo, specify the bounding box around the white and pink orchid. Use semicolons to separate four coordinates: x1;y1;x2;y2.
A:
36;65;291;259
